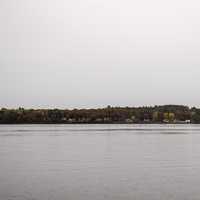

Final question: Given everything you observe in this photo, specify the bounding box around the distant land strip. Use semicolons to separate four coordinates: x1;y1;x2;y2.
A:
0;105;200;124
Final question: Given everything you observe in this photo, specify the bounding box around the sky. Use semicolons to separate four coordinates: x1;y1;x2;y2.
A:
0;0;200;108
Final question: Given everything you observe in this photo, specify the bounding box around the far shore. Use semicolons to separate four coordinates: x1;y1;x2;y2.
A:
0;105;199;124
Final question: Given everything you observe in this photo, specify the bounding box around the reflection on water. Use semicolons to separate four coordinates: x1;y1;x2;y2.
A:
0;124;200;200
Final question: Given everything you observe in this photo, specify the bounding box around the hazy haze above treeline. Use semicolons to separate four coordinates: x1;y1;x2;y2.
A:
1;0;200;108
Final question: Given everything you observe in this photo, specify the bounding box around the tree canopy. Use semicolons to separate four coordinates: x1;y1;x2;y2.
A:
0;105;198;124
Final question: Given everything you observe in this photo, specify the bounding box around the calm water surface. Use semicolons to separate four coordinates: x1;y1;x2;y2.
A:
0;124;200;200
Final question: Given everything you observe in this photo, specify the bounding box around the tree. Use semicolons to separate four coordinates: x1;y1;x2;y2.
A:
163;112;175;123
168;113;175;122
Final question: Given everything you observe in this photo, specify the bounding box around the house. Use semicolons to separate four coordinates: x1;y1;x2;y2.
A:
163;119;169;123
144;119;150;123
185;120;191;123
125;118;133;123
174;119;191;124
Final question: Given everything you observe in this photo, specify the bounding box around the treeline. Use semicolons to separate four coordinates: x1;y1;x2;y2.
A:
0;105;200;124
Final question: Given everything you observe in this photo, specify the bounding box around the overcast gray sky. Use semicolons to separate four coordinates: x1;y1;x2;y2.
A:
0;0;200;108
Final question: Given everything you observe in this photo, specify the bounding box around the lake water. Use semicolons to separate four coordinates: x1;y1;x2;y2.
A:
1;124;200;200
